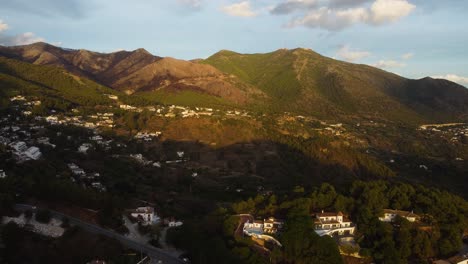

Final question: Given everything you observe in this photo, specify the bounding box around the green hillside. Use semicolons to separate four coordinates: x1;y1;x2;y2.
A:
0;56;117;110
204;48;468;124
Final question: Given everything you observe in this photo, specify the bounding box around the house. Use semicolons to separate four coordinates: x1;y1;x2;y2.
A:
46;116;59;124
168;220;183;227
24;146;42;160
243;220;265;236
78;143;93;154
0;170;6;178
90;135;103;141
91;182;106;192
313;211;355;237
130;207;159;225
10;141;27;152
379;209;420;223
10;95;26;101
68;163;85;176
120;104;136;110
263;217;284;234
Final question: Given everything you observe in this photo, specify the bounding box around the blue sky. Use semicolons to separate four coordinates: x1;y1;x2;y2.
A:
0;0;467;86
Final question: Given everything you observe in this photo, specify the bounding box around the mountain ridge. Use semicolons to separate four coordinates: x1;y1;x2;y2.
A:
1;42;468;123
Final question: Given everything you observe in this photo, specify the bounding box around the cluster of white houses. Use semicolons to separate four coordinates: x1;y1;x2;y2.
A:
244;209;422;242
67;163;106;192
9;141;42;161
44;113;114;129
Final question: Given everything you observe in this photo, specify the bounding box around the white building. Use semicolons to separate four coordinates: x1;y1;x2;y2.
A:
10;141;28;152
10;95;26;101
379;209;420;223
78;143;93;154
313;211;355;237
24;146;42;160
243;220;265;236
263;217;284;234
46;116;59;124
130;207;159;225
168;220;183;227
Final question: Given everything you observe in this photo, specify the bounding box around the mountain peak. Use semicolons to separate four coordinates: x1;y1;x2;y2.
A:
133;48;152;55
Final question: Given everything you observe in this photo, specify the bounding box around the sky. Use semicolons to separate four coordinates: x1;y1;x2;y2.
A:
0;0;467;86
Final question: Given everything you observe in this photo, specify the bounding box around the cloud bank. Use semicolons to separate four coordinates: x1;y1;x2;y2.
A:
433;74;468;87
272;0;416;30
222;1;257;17
336;45;371;62
0;19;45;46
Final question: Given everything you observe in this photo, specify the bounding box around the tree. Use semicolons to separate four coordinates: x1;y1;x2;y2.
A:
279;200;343;264
35;209;52;223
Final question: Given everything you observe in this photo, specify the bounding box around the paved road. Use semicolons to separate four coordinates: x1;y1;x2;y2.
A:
14;204;185;264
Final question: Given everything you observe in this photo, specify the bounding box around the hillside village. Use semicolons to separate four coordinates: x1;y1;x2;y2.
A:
1;93;468;264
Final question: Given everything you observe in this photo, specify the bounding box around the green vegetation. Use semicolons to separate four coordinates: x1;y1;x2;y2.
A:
227;181;468;263
204;49;302;102
0;57;116;110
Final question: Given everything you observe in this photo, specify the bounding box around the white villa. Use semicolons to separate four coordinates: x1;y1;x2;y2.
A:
313;211;355;237
244;217;285;236
10;141;27;152
263;217;285;234
78;143;93;154
244;220;265;236
243;217;284;247
130;207;159;225
24;146;42;160
379;209;420;223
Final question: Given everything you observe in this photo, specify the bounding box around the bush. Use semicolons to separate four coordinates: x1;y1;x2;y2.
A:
35;209;52;223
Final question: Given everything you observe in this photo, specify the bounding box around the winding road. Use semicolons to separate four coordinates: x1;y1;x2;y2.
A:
14;204;185;264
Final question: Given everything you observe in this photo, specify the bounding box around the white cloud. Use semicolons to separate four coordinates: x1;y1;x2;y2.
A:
288;6;370;30
372;60;406;69
336;45;371;62
370;0;416;25
432;74;468;86
222;1;257;17
0;32;45;46
401;52;414;60
0;20;8;32
11;32;45;45
0;19;46;46
279;0;416;31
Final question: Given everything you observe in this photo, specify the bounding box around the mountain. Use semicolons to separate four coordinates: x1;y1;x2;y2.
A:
1;42;468;123
203;48;468;123
0;42;260;104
